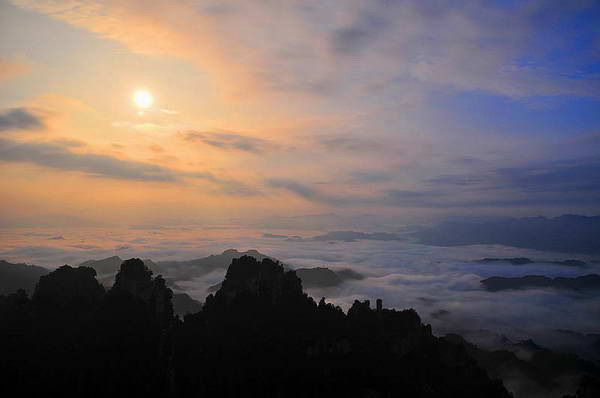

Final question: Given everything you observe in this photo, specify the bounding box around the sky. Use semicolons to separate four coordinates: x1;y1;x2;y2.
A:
1;0;600;229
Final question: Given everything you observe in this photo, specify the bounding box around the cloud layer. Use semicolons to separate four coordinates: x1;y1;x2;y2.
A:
12;0;600;99
0;136;255;196
0;108;43;131
182;131;271;153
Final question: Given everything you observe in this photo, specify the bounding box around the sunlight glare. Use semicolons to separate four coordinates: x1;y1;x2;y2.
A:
133;90;153;108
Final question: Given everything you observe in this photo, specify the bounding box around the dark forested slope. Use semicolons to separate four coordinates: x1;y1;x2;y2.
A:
0;255;586;397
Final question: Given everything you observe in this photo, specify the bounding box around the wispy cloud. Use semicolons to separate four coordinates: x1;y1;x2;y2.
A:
316;135;385;153
182;130;272;153
418;156;600;207
0;108;44;131
12;0;600;98
5;0;600;220
266;154;600;209
0;137;256;195
0;138;179;181
266;178;350;206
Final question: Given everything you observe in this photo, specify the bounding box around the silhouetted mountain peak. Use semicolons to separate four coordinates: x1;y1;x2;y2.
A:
114;258;152;285
348;298;373;316
209;262;365;292
220;248;263;258
112;258;173;325
210;255;302;306
32;265;104;311
155;249;274;282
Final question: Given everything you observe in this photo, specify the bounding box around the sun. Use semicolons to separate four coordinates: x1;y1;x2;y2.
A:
133;90;153;108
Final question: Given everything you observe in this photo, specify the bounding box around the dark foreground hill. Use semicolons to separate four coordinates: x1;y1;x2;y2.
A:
444;334;598;397
0;255;514;398
1;256;597;397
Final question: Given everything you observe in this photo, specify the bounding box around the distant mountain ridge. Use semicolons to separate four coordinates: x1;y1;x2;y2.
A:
155;249;273;280
295;266;365;288
414;214;600;254
0;260;49;294
481;274;600;292
476;258;590;267
79;255;161;275
207;265;364;292
77;249;275;283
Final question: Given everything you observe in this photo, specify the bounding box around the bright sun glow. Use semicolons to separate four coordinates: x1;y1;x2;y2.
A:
133;90;153;108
